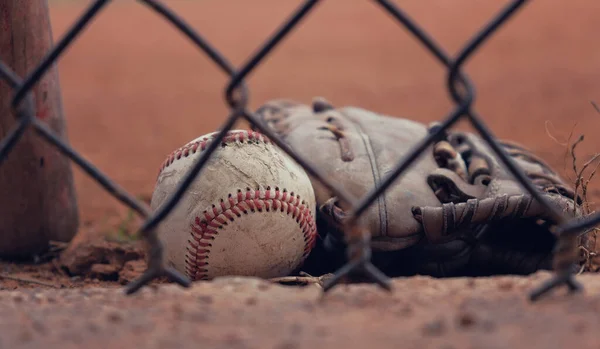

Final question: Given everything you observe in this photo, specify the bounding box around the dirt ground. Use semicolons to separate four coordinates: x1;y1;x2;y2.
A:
3;273;600;349
3;0;600;348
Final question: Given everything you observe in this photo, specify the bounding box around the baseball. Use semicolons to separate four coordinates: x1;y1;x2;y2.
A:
150;129;318;281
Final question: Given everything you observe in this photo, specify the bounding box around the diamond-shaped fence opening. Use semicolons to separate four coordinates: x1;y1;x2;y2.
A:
0;0;593;301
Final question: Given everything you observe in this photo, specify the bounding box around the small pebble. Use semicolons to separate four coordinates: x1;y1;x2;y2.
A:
422;318;446;336
457;311;476;328
498;280;514;291
197;295;213;304
106;310;123;323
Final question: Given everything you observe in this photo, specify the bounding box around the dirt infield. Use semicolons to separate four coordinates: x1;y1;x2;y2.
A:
2;0;600;348
2;273;600;349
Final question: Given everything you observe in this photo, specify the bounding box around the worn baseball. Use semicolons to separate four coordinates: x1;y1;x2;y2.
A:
150;130;318;281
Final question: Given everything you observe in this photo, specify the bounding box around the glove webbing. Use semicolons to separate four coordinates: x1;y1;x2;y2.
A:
412;194;534;244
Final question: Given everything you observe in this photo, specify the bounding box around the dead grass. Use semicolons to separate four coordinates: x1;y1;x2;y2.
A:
545;101;600;272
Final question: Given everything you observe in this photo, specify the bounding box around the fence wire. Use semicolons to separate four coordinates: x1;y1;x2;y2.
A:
0;0;593;302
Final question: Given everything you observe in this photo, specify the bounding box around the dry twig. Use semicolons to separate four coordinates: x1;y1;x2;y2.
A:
558;101;600;272
591;101;600;114
0;273;60;288
269;272;334;288
544;104;600;272
545;120;579;181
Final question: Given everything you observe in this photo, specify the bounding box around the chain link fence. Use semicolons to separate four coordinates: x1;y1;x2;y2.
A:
0;0;594;301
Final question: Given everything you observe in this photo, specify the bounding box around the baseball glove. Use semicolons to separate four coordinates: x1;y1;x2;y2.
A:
252;97;585;278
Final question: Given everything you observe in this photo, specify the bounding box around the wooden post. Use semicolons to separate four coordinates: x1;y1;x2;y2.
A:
0;0;79;258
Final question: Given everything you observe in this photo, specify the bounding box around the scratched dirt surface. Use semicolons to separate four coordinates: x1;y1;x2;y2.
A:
2;274;600;349
3;0;600;348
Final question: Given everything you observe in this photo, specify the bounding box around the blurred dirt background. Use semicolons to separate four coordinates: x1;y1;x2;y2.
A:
2;0;600;348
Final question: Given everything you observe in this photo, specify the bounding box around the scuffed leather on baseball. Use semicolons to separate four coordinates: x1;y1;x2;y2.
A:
150;130;317;281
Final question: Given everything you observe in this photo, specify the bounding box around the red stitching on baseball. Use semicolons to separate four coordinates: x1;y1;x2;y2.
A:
184;187;317;281
157;130;316;281
158;130;272;176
